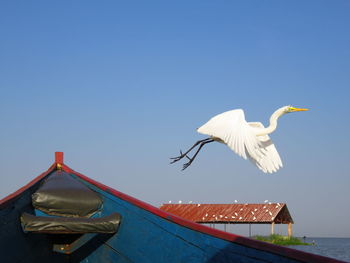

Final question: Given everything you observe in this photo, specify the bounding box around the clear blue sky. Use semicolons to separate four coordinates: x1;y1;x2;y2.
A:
1;1;349;237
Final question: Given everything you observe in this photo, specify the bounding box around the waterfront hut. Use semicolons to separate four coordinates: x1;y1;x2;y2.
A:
160;203;294;237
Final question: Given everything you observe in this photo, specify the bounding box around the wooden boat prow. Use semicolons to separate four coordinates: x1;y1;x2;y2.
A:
0;152;345;262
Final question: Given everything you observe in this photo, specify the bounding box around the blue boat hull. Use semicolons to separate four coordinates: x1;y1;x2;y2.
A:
0;155;344;263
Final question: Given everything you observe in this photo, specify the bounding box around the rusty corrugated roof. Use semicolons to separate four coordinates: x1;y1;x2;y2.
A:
159;203;293;224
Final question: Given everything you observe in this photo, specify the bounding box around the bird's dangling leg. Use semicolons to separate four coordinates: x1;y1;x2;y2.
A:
170;138;213;164
181;139;214;170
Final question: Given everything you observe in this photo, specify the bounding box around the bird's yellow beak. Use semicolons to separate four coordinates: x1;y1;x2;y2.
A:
290;107;309;112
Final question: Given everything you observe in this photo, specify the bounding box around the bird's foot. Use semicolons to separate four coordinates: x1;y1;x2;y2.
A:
170;150;186;164
181;155;193;170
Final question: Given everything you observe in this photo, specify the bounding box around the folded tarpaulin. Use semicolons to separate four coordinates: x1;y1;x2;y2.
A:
21;212;121;234
32;171;103;217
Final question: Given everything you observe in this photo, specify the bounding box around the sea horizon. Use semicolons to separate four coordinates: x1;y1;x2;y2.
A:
287;237;350;262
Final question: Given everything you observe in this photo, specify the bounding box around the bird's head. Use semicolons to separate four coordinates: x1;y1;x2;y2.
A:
284;105;309;113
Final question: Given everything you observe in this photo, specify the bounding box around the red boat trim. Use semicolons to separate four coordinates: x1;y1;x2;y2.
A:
0;157;343;263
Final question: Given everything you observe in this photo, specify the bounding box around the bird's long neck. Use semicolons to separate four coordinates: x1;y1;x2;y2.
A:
255;108;286;136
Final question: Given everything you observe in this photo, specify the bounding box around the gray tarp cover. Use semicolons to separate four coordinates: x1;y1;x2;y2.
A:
21;212;121;234
32;171;103;217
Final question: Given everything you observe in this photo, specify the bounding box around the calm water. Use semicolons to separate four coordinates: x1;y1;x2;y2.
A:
287;237;350;262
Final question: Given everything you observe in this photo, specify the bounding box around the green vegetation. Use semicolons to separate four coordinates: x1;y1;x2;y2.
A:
253;234;310;246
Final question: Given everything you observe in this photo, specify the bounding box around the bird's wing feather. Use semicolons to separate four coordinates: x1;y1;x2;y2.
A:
197;109;265;162
248;122;283;173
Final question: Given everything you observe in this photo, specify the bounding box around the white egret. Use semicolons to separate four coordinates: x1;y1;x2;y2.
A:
170;105;308;173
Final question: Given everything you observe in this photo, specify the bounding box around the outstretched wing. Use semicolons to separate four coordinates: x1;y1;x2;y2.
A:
197;109;265;163
248;122;283;173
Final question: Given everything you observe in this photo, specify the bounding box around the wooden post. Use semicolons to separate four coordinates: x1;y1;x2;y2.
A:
288;223;293;237
271;222;275;235
55;152;64;164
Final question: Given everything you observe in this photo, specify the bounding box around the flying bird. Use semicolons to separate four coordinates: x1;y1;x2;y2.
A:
170;105;308;173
